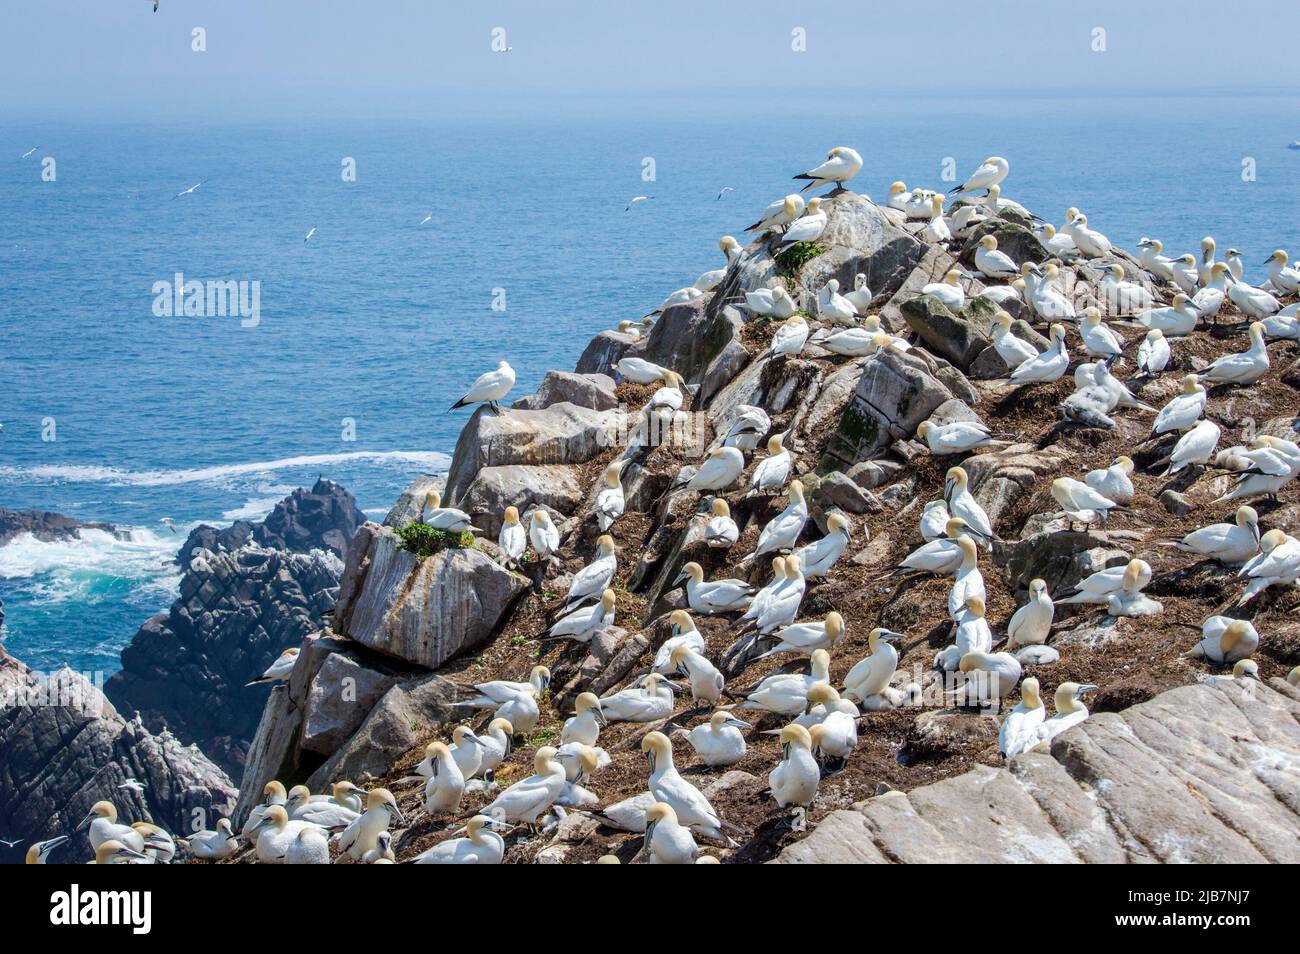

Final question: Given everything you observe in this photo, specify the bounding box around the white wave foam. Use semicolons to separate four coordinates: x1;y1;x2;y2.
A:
0;450;451;488
0;528;181;605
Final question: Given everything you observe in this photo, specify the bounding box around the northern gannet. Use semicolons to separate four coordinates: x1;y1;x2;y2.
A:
482;748;567;826
360;830;395;864
1078;307;1125;361
845;273;874;314
674;561;753;614
447;728;485;781
778;197;827;245
944;466;994;541
923;195;952;243
1064;214;1111;257
594;464;626;532
132;822;175;863
1025;264;1076;322
916;417;1008;455
420;489;476;532
1187;617;1260;664
1007;579;1055;655
1225;249;1245;282
999;677;1045;758
1227;279;1282;320
1152;374;1206;434
762;315;810;359
1165;506;1260;564
477;717;514;776
250;805;321;863
919;499;951;541
78;802;144;853
285;825;330;865
25;836;69;865
617;356;669;384
744;287;798;320
1085;456;1135;504
756;610;845;659
644;802;699;864
1033;682;1097;748
754;479;810;555
555;746;602;804
242;780;288;846
335;788;405;861
1161;418;1220;476
769;724;820;820
1204;659;1260;685
1009;323;1069;384
642;731;732;841
747;432;792;496
528;510;560;559
947;537;985;621
181;820;235;861
737;648;831;716
1036;223;1077;257
792;511;851;578
1062;558;1150;606
1197;236;1218;285
90;840;150;865
247;646;299;685
694;236;743;290
1266;249;1300;293
653;610;708;674
897;517;973;574
286;785;360;830
1236;529;1300;604
921;268;967;311
544;588;617;643
936;594;993;672
1052;476;1124;526
1099;263;1154;314
746;194;805;233
948;156;1009;196
466;665;549;734
1167;253;1198;295
951;649;1023;704
1215;436;1300;502
886;181;915;213
1136;328;1171;374
449;360;515;413
601;672;677;722
561;692;607;747
671;644;726;705
1137;238;1177;280
817;278;858;325
686;447;746;491
678;710;751;767
739;557;789;627
989;310;1038;368
818;326;878;356
803;685;858;765
498;506;526;562
752;553;806;635
722;403;771;450
1192;262;1231;322
411;815;507;864
843;627;903;708
793;146;862;192
974;235;1018;280
564;534;617;609
648;286;705;316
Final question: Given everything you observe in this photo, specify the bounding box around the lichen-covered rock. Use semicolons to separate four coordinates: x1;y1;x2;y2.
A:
332;523;528;670
901;294;997;369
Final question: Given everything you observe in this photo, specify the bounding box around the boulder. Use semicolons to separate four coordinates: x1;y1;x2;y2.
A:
960;443;1070;532
796;192;927;303
901;294;997;369
300;652;401;755
959;219;1048;270
999;526;1129;602
443;403;621;504
454;464;586;538
332;523;528;670
576;329;637;376
513;370;618;412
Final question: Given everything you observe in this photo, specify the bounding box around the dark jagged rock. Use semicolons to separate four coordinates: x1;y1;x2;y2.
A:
105;481;364;777
0;508;121;547
0;639;236;861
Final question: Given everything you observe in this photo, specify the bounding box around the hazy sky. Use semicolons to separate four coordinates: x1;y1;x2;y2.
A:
2;0;1296;119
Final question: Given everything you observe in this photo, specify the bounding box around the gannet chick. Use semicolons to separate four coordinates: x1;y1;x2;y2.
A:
1033;682;1097;748
974;234;1018;280
498;506;526;563
285;825;331;865
247;646;299;685
78;801;144;853
360;830;396;864
1196;322;1270;385
1079;307;1125;361
762;314;810;359
754;479;810;556
769;724;820;828
643;802;699;864
600;672;677;722
747;432;792;496
990;310;1038;368
1085;456;1134;504
845;273;874;314
919;499;951;541
90;839;150;865
686;446;745;491
653;609;708;674
1152;374;1206;435
483;747;568;826
411;815;507;864
335;789;405;862
679;710;751;767
1009;323;1069;385
594;463;626;532
1160;419;1220;477
1061;558;1151;605
1007;579;1054;653
25;835;69;865
642;731;732;842
422;742;466;816
793;146;862;192
916;417;1008;455
1164;506;1259;564
671;644;726;705
746;194;805;233
792;512;851;579
949;156;1009;195
703;498;739;548
528;510;560;559
1237;529;1300;604
843;627;905;709
1051;476;1122;526
1186;617;1260;664
1137;329;1170;375
817;278;858;325
999;677;1046;758
737;648;831;716
546;588;617;644
921;268;967;310
617;355;669;384
449;359;515;413
674;561;753;614
778;197;827;245
756;611;845;660
562;692;607;746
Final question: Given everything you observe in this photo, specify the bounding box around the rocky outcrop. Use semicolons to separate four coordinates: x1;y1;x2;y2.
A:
0;508;120;547
0;640;236;860
105;481;363;777
775;680;1300;863
331;522;527;670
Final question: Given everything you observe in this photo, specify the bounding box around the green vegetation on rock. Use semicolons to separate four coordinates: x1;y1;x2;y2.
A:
395;522;475;558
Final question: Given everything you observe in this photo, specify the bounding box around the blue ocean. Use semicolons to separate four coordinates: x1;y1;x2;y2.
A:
2;95;1297;674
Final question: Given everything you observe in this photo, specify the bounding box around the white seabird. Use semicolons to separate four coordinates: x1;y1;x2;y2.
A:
1009;323;1069;385
528;509;560;559
449;360;515;413
754;479;810;556
1164;506;1260;564
948;156;1009;196
793;146;862;192
674;561;753;614
678;710;750;767
1033;682;1097;749
686;446;746;491
246;646;299;686
1186;617;1259;664
703;498;739;547
999;676;1046;758
778;198;828;245
641;731;733;841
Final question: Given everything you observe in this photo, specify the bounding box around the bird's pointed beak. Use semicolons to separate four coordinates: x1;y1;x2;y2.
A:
725;717;752;730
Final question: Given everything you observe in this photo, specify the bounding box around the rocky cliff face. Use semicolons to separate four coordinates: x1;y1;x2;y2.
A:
238;187;1300;863
105;479;365;777
0;605;236;862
